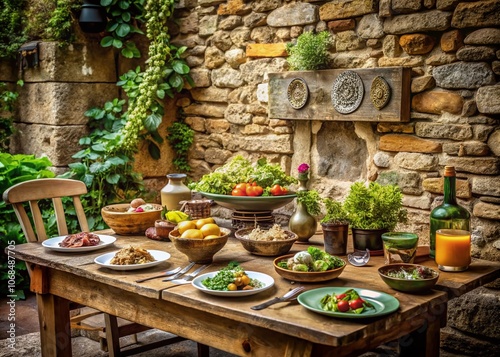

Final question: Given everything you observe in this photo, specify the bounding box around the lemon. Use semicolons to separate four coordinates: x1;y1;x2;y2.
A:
180;229;204;239
200;223;221;237
177;221;196;234
195;217;215;229
204;234;220;240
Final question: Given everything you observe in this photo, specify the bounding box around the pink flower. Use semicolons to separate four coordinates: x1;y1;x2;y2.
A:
298;163;310;174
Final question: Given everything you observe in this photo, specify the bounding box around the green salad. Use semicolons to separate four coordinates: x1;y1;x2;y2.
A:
189;156;297;195
202;261;264;291
277;247;345;272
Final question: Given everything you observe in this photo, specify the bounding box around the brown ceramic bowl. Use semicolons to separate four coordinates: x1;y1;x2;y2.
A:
101;203;162;235
234;227;298;256
169;227;231;264
273;254;346;282
378;264;439;293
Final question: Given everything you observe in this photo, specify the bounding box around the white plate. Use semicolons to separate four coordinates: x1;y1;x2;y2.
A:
192;271;274;297
94;250;171;271
42;234;116;252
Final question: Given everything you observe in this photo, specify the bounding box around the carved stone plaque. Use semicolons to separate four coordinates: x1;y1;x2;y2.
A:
287;78;309;109
370;76;391;110
331;70;364;114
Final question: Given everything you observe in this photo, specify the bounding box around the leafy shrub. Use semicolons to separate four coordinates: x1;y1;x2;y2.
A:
0;153;57;299
286;31;332;71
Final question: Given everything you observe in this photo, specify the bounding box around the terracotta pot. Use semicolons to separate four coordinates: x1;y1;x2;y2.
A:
351;228;388;256
321;223;349;255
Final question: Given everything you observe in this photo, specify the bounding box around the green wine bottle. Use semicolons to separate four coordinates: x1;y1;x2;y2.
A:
429;166;470;259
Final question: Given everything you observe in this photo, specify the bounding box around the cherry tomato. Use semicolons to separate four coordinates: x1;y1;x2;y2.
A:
349;298;364;310
336;293;346;300
337;300;350;312
232;188;246;196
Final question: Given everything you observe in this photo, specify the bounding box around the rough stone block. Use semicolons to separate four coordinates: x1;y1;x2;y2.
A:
379;134;442;153
246;43;287;58
21;42;117;83
18;82;119;125
9;123;88;167
0;60;18;82
320;0;377;21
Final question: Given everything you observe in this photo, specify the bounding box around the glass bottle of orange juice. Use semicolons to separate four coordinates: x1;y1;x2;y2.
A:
429;166;470;259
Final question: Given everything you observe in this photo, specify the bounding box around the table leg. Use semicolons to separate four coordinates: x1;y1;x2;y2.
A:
36;293;71;357
399;310;443;357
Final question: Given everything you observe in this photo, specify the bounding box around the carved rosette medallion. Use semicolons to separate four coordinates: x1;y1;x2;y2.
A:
287;78;309;109
370;76;391;110
331;71;364;114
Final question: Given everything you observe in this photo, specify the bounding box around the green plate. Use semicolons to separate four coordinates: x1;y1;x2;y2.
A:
198;192;296;211
297;287;399;319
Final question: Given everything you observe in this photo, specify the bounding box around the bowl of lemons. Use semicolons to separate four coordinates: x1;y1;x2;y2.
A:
169;218;231;264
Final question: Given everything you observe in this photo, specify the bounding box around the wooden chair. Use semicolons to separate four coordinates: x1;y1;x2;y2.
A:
3;178;208;356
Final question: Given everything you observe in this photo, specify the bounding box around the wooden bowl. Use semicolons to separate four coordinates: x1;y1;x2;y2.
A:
169;227;231;264
378;264;439;293
234;227;298;256
273;254;346;282
101;203;162;235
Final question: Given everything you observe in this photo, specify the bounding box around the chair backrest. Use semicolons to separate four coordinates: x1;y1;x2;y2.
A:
2;178;89;242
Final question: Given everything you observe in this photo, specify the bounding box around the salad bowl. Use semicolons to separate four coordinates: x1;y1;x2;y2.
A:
273;254;346;282
378;263;439;293
198;192;296;211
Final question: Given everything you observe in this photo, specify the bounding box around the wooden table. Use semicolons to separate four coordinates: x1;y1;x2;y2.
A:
13;230;500;357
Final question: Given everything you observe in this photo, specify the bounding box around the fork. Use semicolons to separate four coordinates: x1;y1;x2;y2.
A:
168;264;210;285
250;286;306;310
136;262;194;283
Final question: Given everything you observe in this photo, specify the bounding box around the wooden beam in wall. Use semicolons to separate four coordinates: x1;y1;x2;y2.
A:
268;67;411;122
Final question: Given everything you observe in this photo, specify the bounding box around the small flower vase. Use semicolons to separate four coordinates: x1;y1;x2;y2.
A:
297;173;309;192
288;201;317;243
298;179;309;192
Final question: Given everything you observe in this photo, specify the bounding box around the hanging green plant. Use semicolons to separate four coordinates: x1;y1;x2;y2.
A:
166;115;194;172
100;0;144;58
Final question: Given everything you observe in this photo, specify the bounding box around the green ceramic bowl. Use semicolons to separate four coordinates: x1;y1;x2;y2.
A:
381;232;419;249
378;264;439;293
198;192;296;211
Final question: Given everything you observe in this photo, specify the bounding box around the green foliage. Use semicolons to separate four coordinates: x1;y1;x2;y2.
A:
46;0;80;43
59;97;153;230
321;197;349;225
0;0;27;59
343;181;407;230
297;190;322;216
0;153;57;299
166;119;194;172
100;0;145;58
286;31;332;71
0;80;23;152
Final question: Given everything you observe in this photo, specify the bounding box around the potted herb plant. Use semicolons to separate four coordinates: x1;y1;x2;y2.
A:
286;31;332;71
288;189;321;243
343;182;407;255
320;198;350;255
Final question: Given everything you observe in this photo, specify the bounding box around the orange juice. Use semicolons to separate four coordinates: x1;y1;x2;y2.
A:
435;229;471;272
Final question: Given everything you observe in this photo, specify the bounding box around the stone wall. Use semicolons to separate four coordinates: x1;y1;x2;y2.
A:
1;1;499;353
165;0;500;262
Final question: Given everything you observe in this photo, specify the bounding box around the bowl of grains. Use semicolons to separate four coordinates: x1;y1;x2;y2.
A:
234;225;298;256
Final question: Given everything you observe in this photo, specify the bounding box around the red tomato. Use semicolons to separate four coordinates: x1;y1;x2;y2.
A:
337;300;350;312
234;183;248;191
270;184;287;196
336;293;346;300
348;298;364;310
246;184;263;196
232;188;246;196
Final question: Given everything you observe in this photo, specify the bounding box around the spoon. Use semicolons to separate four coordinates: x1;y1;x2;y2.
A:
348;249;370;267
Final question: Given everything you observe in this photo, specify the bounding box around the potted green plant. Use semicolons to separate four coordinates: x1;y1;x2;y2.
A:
288;189;321;243
344;182;407;255
286;31;332;71
320;198;350;255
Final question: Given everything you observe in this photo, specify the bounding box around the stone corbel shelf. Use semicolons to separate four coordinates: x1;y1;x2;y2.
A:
268;67;411;122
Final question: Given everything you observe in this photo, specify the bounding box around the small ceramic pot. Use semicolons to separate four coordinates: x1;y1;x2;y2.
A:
155;220;176;239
